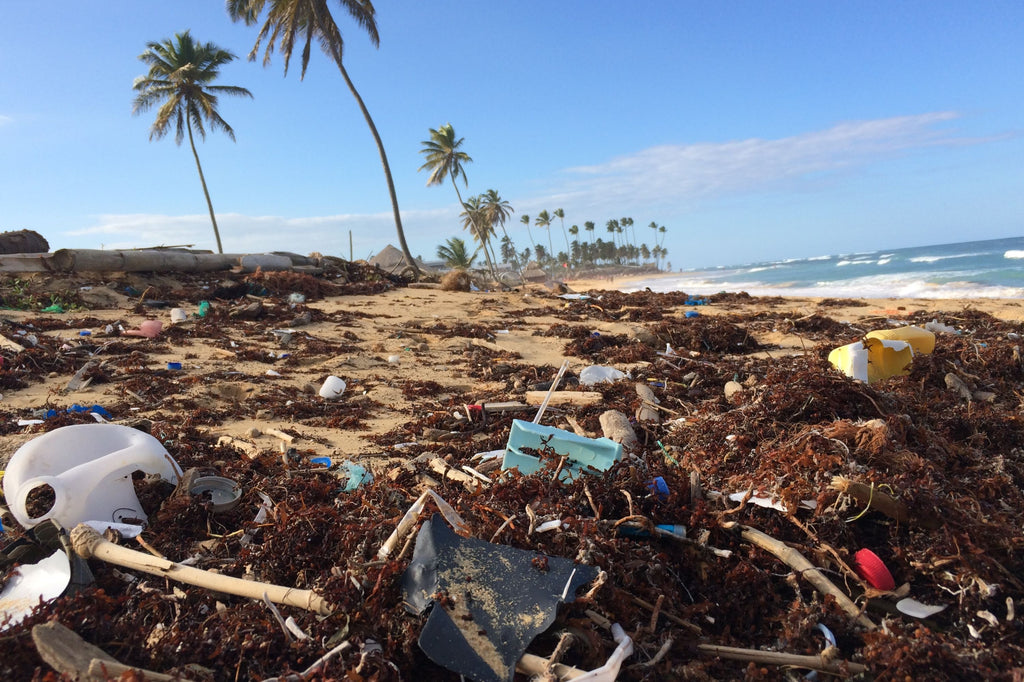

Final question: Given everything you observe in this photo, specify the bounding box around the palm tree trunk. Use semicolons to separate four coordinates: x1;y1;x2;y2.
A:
451;180;498;281
334;60;420;279
187;121;224;254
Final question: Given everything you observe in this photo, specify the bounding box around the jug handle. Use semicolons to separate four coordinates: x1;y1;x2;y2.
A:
13;475;65;525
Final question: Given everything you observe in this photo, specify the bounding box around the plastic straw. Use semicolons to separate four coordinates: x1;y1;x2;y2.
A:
533;359;570;425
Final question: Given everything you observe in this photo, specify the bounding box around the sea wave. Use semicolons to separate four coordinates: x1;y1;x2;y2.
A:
1005;250;1024;260
909;252;986;263
622;272;1024;299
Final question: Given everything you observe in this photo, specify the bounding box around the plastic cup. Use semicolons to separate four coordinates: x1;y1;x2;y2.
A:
319;376;346;399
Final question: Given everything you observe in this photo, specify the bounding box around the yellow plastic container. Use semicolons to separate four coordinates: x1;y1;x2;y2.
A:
865;326;936;354
828;326;935;383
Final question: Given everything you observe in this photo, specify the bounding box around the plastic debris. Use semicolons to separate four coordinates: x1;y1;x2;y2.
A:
854;548;896;591
0;550;71;631
502;419;623;481
578;365;627;386
402;515;600;682
896;597;949;619
3;423;182;530
828;326;935;383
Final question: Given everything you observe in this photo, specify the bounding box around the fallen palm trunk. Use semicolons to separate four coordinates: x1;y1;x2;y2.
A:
728;522;876;630
70;524;331;616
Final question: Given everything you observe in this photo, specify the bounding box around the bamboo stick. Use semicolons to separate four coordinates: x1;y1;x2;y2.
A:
70;524;331;616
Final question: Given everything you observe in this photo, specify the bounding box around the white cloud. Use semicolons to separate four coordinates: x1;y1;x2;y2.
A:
0;114;13;126
61;208;458;259
548;112;969;211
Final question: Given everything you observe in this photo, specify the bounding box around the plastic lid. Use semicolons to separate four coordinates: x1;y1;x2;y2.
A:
854;548;895;590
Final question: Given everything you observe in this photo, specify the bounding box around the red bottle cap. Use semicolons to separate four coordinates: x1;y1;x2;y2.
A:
854;548;896;590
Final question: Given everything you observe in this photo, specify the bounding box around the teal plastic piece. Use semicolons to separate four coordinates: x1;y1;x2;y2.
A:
502;419;623;481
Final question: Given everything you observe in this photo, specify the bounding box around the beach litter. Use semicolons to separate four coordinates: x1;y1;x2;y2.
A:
401;514;601;682
828;325;935;383
0;266;1022;679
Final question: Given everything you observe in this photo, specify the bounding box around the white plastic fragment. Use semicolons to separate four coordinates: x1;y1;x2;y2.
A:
572;623;634;681
535;519;564;533
377;489;468;560
0;550;71;631
83;520;144;538
896;598;948;619
579;365;627;386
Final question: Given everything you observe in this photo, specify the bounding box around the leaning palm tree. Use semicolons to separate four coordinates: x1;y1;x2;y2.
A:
132;31;252;254
419;124;497;280
227;0;419;278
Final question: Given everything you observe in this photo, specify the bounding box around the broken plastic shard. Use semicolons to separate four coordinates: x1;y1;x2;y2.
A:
0;550;71;631
402;514;599;682
503;419;622;482
896;597;948;619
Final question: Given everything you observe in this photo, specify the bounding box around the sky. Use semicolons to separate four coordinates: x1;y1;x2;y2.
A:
2;1;1022;269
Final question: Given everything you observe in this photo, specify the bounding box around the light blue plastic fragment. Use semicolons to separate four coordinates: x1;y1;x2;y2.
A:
502;419;623;481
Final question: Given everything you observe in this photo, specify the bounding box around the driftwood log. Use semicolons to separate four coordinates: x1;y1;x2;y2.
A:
0;229;48;254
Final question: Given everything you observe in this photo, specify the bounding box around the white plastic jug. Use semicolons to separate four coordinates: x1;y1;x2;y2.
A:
319;376;346;399
2;424;182;530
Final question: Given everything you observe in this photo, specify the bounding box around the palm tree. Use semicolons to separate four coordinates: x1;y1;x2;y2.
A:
459;195;499;275
481;189;520;276
132;31;252;254
520;214;536;257
227;0;419;277
419;124;497;280
584;220;595;244
535;210;554;258
553;208;570;257
606;219;619;250
436;236;477;269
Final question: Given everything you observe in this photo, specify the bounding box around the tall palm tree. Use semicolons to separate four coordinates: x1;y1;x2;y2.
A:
418;124;497;280
520;214;536;257
535;210;554;257
132;31;252;254
584;220;595;244
227;0;419;277
553;208;570;257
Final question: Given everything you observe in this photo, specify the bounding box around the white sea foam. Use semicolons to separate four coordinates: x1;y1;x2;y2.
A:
622;273;1024;299
909;251;985;263
1005;250;1024;259
877;258;891;265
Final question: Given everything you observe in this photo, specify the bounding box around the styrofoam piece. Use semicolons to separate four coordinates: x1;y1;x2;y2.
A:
2;423;182;530
502;419;623;481
0;550;71;631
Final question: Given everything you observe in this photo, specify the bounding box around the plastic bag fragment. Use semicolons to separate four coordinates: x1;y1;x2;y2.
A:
402;514;599;682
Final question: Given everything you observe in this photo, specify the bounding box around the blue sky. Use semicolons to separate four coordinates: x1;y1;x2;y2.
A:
2;1;1022;268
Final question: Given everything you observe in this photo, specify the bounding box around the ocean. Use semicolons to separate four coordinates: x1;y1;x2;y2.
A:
621;236;1024;299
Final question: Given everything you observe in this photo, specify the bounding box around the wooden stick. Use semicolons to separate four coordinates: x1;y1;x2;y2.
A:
525;390;603;407
70;524;331;616
33;621;188;682
697;643;868;675
733;523;876;630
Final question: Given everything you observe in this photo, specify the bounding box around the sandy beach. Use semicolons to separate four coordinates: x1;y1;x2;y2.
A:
2;266;1023;679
